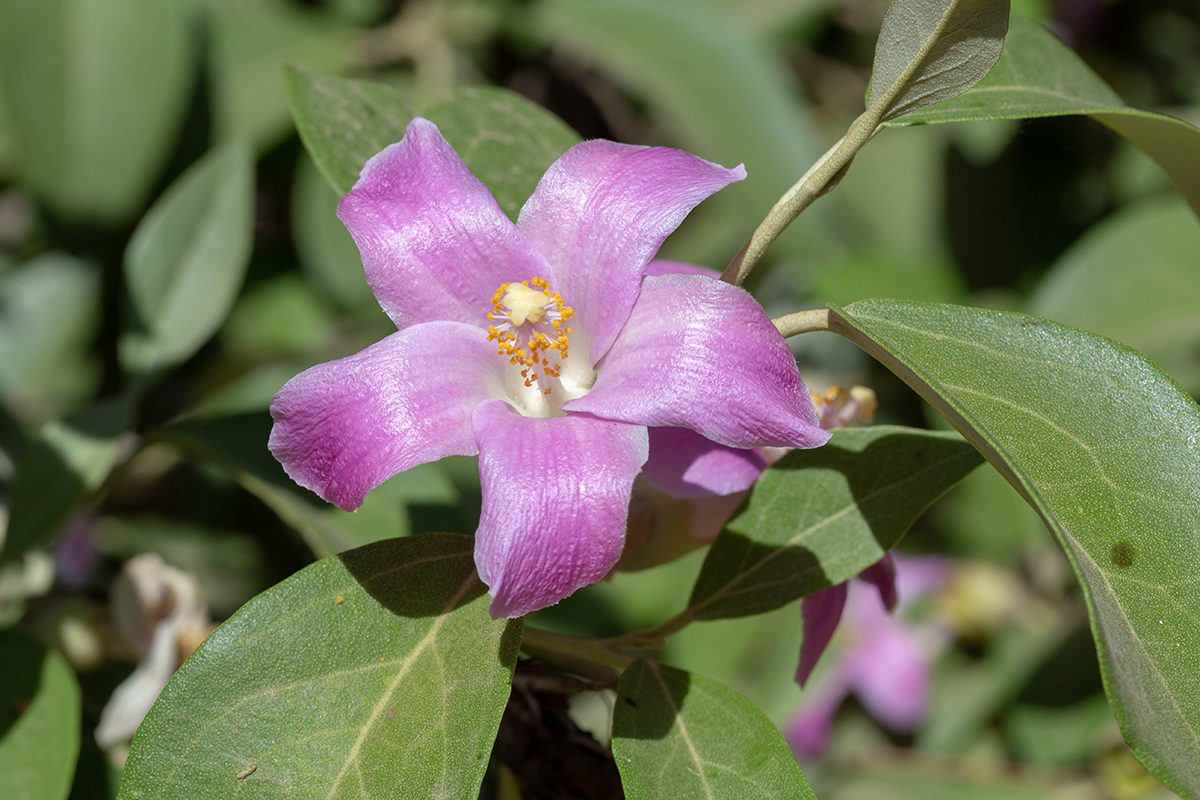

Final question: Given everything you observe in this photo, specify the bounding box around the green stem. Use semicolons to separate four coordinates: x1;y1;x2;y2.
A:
773;308;830;338
520;627;633;680
600;609;696;651
721;112;883;287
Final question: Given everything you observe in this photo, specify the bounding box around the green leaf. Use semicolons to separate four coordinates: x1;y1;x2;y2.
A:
867;0;1010;121
208;0;358;151
0;0;193;220
0;631;81;800
613;659;815;799
120;143;256;375
4;401;131;560
538;0;830;262
1027;196;1200;394
828;299;1200;796
688;426;983;620
892;14;1200;217
0;254;100;423
118;534;521;800
292;152;376;311
285;67;581;220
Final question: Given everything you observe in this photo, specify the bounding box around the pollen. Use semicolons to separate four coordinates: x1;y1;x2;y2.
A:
486;276;574;395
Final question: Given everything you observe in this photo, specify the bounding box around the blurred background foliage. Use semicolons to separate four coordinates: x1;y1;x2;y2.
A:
0;0;1197;797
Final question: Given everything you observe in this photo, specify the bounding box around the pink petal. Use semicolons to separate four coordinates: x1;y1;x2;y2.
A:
268;321;502;511
472;401;649;618
786;674;851;760
642;427;767;499
337;118;551;330
518;143;745;362
563;274;830;450
859;553;899;613
844;621;931;732
796;582;848;686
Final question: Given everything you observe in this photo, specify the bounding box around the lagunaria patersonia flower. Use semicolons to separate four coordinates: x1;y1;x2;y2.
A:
269;118;830;618
787;555;951;759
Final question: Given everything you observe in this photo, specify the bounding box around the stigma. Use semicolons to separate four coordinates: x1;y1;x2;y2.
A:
487;276;574;396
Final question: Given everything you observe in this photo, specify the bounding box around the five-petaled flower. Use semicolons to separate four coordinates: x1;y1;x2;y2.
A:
269;119;830;618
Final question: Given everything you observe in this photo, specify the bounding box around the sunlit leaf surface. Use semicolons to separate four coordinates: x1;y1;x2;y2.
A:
830;299;1200;796
118;534;521;800
613;659;816;799
689;426;982;620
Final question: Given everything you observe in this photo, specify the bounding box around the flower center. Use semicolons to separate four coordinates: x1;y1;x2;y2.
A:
487;276;575;397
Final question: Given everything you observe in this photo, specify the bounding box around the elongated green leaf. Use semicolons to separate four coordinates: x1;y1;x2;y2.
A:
4;401;131;560
209;0;357;151
0;632;81;800
868;0;1010;121
118;534;521;800
0;254;100;423
892;14;1200;216
613;659;815;799
0;0;192;220
688;426;982;620
120;143;255;374
292;153;376;311
828;299;1200;797
538;0;827;261
285;68;580;220
1028;196;1200;394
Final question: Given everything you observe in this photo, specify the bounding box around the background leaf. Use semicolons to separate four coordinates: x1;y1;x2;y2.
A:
285;68;581;219
1028;195;1200;394
0;0;193;220
118;534;521;800
868;0;1010;121
688;426;983;620
4;401;131;560
0;254;100;423
0;631;81;800
208;0;358;152
120;142;256;375
828;299;1200;796
892;14;1200;217
291;153;377;312
613;659;816;799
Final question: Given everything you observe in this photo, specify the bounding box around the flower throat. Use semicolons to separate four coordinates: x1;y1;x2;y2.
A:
487;277;574;396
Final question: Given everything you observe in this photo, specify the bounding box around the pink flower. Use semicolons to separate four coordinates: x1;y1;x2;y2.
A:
787;555;951;759
269;119;829;618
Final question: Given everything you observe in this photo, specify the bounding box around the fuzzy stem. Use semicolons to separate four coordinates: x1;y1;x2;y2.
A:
520;627;633;679
721;112;883;287
773;308;831;338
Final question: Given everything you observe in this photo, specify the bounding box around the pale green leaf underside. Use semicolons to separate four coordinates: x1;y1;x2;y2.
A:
891;14;1200;217
688;425;983;620
118;534;521;800
285;67;581;220
869;0;1009;121
829;299;1200;797
120;143;256;374
613;659;816;800
0;632;81;800
0;0;192;220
